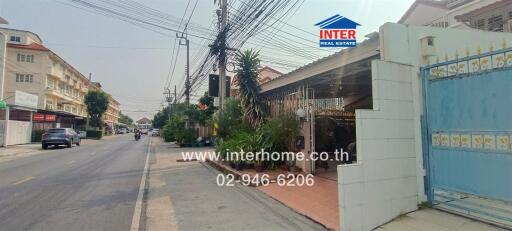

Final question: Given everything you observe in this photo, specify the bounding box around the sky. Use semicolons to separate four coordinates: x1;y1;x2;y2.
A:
0;0;414;121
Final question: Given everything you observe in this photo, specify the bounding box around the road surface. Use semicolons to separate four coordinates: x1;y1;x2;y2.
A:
0;134;148;231
0;135;327;231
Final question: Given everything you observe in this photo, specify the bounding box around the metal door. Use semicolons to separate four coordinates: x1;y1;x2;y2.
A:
422;48;512;228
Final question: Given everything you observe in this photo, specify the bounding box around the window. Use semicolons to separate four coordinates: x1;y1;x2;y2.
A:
17;54;35;63
488;15;504;31
47;78;55;89
10;36;21;42
15;74;33;83
46;99;54;110
476;19;486;30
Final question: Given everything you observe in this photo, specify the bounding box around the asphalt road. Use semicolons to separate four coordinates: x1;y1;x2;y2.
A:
0;134;149;231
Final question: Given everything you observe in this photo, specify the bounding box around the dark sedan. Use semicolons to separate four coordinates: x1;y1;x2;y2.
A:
41;128;81;149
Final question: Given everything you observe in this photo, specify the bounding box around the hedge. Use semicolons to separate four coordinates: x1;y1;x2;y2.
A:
86;130;103;139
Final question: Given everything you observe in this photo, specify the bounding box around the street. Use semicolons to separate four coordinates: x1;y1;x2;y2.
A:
0;135;148;231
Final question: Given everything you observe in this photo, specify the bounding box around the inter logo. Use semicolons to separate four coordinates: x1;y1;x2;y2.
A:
315;14;360;48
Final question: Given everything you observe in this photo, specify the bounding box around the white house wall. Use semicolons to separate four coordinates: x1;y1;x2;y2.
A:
338;60;419;231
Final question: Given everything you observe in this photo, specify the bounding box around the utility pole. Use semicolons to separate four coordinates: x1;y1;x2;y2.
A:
164;87;173;121
177;32;190;105
86;73;92;131
174;85;177;104
218;0;228;110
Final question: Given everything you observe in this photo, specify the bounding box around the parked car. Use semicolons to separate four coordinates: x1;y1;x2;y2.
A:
42;128;81;149
151;129;160;136
78;131;87;139
118;128;128;134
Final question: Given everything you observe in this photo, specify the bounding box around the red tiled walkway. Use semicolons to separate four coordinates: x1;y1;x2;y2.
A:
258;176;340;231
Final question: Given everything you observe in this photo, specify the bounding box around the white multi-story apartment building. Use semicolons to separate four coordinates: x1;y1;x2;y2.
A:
0;28;90;130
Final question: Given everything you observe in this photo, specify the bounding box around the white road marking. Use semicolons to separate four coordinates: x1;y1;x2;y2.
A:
13;176;34;185
67;160;75;165
130;137;151;231
90;151;97;156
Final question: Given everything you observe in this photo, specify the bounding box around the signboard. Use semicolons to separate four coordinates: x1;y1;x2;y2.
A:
33;113;57;122
315;14;360;48
33;113;45;121
45;114;56;122
14;90;38;109
0;100;6;109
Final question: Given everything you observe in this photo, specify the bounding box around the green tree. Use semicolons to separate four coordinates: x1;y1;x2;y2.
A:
235;49;263;129
84;90;109;129
152;107;171;128
118;113;134;126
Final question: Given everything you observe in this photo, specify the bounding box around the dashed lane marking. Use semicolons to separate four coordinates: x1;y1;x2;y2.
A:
12;177;35;185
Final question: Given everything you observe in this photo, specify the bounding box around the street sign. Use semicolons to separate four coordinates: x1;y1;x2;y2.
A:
0;100;6;109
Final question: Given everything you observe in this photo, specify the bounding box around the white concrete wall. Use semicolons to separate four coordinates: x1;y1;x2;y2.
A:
380;22;512;67
5;120;31;145
337;60;419;231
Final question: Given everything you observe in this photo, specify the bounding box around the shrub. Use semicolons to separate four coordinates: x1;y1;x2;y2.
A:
257;112;300;169
32;130;45;142
86;130;103;139
215;98;248;139
161;114;198;144
180;128;197;144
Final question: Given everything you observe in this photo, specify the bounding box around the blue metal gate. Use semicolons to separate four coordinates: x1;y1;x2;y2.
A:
422;48;512;228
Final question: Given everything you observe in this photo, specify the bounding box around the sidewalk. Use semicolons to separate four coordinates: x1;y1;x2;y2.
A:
145;138;327;231
259;177;340;231
377;208;506;231
207;158;340;230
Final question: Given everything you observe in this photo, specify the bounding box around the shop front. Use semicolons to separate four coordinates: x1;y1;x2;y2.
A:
31;110;86;141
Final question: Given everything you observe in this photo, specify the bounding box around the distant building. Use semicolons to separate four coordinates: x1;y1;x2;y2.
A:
230;66;283;98
399;0;512;32
136;117;152;129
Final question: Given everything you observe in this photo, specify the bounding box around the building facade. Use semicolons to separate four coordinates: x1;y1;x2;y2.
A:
399;0;512;32
104;95;120;125
0;28;121;140
230;66;283;98
0;28;91;133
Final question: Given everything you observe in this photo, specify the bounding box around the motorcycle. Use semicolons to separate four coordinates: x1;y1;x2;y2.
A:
134;133;141;141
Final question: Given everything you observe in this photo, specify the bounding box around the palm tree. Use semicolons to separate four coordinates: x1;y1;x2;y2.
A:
234;49;263;129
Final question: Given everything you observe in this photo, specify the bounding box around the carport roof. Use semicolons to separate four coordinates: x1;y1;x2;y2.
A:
260;34;380;96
